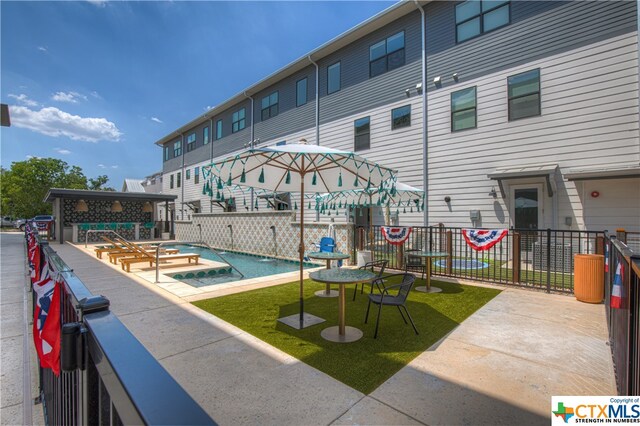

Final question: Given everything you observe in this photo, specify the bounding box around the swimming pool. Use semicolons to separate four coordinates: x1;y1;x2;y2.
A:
166;245;317;287
435;259;489;270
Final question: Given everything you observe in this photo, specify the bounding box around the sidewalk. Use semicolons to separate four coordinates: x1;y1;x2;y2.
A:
2;235;617;425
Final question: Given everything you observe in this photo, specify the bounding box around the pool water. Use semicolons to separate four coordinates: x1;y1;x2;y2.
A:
435;259;489;270
166;245;316;287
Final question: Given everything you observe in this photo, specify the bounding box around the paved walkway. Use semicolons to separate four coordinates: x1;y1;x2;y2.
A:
1;234;616;425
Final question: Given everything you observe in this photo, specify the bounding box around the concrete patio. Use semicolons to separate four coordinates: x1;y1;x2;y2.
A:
1;233;616;425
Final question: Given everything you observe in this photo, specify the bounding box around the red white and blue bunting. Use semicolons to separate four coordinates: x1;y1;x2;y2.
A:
462;229;508;251
380;226;412;246
611;260;624;309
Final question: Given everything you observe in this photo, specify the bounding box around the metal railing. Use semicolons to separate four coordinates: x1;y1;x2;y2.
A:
605;233;639;395
26;221;215;425
357;225;605;293
84;229;129;248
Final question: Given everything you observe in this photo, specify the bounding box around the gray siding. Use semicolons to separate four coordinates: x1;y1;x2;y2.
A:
162;141;182;174
253;66;316;142
184;120;213;167
318;11;423;125
425;0;637;91
213;126;251;158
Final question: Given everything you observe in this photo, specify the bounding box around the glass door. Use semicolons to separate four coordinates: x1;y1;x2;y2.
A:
511;185;542;252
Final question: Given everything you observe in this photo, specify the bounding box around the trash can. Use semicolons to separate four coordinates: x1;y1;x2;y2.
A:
574;254;604;303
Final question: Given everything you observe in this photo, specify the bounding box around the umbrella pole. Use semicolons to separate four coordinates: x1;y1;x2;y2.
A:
299;170;305;327
369;194;374;249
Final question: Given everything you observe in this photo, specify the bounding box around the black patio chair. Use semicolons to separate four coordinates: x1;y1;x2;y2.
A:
364;273;418;339
353;260;388;301
405;249;426;280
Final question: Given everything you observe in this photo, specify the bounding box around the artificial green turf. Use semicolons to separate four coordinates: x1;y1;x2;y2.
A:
192;276;500;394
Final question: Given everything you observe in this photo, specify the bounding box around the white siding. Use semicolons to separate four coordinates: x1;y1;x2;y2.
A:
427;32;640;231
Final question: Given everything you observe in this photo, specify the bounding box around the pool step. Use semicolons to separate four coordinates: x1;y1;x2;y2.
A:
169;266;234;280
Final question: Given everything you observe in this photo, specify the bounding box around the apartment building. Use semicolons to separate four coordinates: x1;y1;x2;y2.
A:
155;0;640;233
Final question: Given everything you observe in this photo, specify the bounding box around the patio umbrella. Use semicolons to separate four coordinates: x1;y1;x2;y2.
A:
315;181;424;245
204;141;396;328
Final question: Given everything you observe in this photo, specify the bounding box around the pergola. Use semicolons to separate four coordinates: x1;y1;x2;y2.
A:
44;188;177;244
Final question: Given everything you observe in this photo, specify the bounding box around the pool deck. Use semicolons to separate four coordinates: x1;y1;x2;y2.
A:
2;233;616;425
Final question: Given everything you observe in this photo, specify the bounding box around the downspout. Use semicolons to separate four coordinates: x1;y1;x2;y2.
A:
244;91;255;211
209;117;214;212
308;55;321;221
637;0;640;163
414;0;428;227
180;133;185;221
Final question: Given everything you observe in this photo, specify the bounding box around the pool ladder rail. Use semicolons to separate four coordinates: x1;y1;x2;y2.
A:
154;240;245;283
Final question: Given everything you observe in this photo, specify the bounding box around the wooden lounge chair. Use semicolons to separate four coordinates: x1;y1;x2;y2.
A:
108;247;179;264
94;236;160;259
116;239;200;272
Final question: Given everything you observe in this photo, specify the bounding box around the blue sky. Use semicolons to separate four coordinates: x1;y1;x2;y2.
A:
1;0;394;187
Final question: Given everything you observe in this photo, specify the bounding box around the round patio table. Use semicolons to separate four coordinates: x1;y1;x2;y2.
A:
406;251;448;293
307;251;351;298
309;268;377;343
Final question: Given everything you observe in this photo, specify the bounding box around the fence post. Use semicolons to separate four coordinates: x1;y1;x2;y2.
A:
512;232;521;283
446;231;453;275
616;228;627;244
596;235;604;255
546;228;552;293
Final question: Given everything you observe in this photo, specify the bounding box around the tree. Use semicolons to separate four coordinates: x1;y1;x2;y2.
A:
89;175;115;191
0;158;113;218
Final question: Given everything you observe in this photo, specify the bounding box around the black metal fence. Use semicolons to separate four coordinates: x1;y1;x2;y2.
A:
26;221;215;425
605;233;639;396
357;225;604;293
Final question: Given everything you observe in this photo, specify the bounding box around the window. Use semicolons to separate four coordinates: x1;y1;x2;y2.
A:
327;62;341;94
194;167;199;184
370;31;405;78
203;126;210;145
451;86;477;131
261;92;279;121
354;117;370;151
508;69;540;120
232;108;246;133
170;174;174;189
177;172;181;188
216;119;223;140
456;0;510;43
391;105;411;130
186;169;191;180
164;146;169;161
186;133;196;152
173;140;182;157
296;78;307;107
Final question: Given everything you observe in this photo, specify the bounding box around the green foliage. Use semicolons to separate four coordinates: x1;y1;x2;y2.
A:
89;175;115;191
193;277;500;394
0;157;113;218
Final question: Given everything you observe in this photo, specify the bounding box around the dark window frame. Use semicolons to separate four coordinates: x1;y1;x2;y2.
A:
203;126;210;145
451;86;477;132
186;169;190;180
216;119;223;140
164;146;169;161
177;172;181;188
232;108;246;133
369;31;406;78
391;105;411;130
296;77;307;107
173;140;182;157
261;91;279;121
327;61;341;95
455;0;511;44
354;116;371;152
194;167;200;184
508;68;541;121
170;174;174;189
186;132;196;152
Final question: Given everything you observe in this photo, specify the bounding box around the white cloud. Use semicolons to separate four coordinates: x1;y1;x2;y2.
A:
87;0;107;7
52;91;87;103
111;165;118;169
90;91;102;99
150;117;163;124
98;164;106;169
10;106;122;143
38;46;47;52
8;93;39;107
204;105;214;111
54;148;72;155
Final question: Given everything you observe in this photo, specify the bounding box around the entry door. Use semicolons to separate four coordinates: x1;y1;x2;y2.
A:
510;184;543;251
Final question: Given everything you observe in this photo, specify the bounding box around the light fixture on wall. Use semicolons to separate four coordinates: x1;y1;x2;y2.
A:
433;76;441;86
142;201;153;212
111;200;123;212
74;199;88;212
444;196;451;203
452;73;459;82
488;187;498;198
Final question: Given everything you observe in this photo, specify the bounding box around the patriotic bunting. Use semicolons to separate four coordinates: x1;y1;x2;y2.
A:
380;226;412;246
611;260;624;309
462;229;508;251
604;242;609;273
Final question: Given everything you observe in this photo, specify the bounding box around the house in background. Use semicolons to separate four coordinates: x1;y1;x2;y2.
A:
122;178;146;193
153;0;640;233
